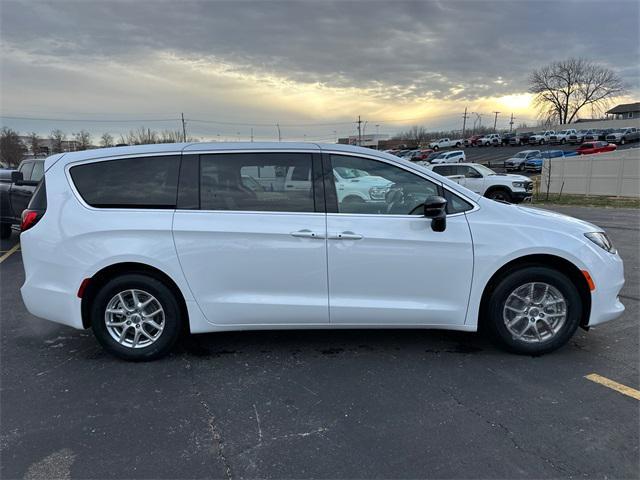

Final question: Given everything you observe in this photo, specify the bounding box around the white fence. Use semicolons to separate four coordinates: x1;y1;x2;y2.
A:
540;148;640;198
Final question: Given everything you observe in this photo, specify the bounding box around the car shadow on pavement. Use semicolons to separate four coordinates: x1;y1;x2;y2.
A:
174;328;493;360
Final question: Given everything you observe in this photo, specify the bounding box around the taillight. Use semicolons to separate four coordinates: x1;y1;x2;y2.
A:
21;210;42;232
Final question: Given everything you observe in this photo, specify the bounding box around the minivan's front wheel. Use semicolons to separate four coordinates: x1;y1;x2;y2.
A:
90;274;182;361
485;266;581;355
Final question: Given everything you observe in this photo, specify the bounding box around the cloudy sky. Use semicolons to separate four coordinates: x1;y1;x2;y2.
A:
1;0;638;142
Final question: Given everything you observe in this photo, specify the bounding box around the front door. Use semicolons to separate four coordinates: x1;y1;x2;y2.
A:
173;152;329;326
455;165;485;194
324;154;474;327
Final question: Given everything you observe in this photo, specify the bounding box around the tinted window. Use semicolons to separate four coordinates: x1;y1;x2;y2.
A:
330;155;439;215
444;189;473;214
200;153;314;212
30;161;44;182
432;165;454;176
70;156;180;208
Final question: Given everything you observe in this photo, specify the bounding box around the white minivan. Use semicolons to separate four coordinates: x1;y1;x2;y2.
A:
20;143;624;361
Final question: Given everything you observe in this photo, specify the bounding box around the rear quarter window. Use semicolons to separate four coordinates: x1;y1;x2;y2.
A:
69;155;181;208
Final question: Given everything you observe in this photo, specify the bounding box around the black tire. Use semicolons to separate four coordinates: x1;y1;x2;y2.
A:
90;273;183;361
0;223;11;239
455;142;461;148
433;146;439;151
561;139;566;145
484;266;582;355
485;188;513;203
539;139;545;145
620;138;626;145
519;140;524;146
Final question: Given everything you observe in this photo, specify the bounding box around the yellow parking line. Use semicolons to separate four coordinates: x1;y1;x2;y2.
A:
0;243;20;264
585;373;640;401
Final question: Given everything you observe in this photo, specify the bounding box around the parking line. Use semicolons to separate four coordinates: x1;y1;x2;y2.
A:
585;373;640;401
0;243;20;264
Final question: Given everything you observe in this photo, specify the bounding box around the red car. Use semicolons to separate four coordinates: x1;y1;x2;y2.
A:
410;149;434;161
576;141;617;155
464;135;483;147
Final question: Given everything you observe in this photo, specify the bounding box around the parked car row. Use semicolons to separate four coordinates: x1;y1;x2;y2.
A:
504;142;618;173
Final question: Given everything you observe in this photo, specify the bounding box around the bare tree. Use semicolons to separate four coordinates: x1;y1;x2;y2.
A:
50;129;66;153
395;125;429;144
0;127;25;167
126;127;158;145
529;58;626;124
27;132;40;156
100;133;114;148
158;130;184;143
74;130;92;150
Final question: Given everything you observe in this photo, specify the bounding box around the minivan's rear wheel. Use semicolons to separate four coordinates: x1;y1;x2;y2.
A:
485;267;581;355
90;274;182;361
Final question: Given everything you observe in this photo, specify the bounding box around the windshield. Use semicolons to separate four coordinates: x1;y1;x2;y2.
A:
473;164;497;176
514;152;527;158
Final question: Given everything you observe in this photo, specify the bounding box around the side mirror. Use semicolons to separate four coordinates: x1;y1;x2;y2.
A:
423;195;447;232
11;171;24;185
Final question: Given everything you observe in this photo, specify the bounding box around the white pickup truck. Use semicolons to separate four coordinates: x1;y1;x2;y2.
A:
428;162;533;203
428;137;463;150
549;129;577;144
529;130;555;145
477;133;501;146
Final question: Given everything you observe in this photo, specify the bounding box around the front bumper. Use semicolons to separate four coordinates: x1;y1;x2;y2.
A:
511;190;532;203
588;252;625;327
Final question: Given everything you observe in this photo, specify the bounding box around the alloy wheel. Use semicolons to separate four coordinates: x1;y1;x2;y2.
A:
104;289;165;349
503;282;567;343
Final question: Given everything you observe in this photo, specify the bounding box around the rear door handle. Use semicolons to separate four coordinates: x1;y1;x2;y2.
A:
291;229;325;239
329;231;363;240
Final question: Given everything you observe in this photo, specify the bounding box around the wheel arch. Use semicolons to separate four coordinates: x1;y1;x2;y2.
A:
478;254;591;330
81;262;189;330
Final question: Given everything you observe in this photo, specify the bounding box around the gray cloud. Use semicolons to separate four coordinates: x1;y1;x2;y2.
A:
1;0;638;136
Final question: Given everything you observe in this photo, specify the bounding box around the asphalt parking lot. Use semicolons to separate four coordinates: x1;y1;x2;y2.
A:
1;206;638;479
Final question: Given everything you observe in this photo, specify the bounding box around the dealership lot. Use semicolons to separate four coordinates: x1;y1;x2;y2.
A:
462;142;640;173
1;206;638;479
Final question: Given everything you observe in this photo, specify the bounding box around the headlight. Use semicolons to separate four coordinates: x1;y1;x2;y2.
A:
512;181;525;188
369;186;389;200
584;232;616;254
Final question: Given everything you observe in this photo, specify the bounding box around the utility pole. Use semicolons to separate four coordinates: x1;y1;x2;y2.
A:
250;128;254;142
276;123;281;142
356;115;363;146
462;107;469;138
181;112;187;142
509;113;516;132
492;111;500;131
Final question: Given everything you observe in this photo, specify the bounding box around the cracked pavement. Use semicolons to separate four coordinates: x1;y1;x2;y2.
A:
1;206;638;479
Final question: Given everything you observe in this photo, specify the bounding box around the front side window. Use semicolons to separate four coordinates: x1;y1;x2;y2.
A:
70;156;180;208
18;162;34;179
30;161;44;182
330;155;439;215
200;153;314;212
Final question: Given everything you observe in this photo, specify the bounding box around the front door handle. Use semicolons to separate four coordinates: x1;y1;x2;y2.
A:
329;231;363;240
291;229;325;239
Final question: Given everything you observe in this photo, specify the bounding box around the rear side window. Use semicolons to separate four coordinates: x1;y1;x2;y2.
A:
432;165;454;176
70;156;180;208
199;153;314;212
